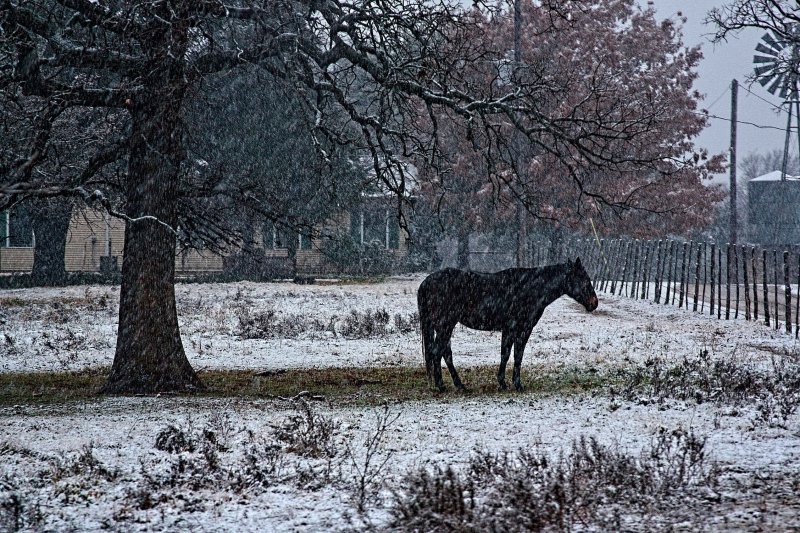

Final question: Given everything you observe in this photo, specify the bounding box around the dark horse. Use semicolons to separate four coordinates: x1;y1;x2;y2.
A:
418;258;598;392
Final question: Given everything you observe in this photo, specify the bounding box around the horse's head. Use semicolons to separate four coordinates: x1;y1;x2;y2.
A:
564;257;598;312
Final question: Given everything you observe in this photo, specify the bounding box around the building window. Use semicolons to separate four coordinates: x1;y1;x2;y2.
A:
0;208;34;248
263;221;312;250
350;206;400;250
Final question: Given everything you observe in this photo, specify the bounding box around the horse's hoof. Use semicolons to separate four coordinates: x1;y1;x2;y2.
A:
514;383;524;392
456;384;468;393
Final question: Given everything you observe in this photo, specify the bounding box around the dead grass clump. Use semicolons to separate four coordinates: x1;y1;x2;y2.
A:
123;401;342;517
50;443;119;485
393;312;420;334
275;398;340;458
390;428;717;532
340;309;390;338
618;351;800;428
235;308;326;339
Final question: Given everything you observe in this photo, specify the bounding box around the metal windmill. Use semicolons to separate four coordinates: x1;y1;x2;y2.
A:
753;25;800;180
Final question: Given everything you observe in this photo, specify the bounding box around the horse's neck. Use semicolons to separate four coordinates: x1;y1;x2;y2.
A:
526;266;567;305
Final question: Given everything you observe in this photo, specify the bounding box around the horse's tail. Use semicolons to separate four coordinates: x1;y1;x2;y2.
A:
418;291;435;383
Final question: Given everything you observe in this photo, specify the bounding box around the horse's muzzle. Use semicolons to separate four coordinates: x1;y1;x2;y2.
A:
586;295;598;312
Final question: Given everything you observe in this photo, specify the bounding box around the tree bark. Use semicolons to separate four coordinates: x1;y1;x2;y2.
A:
30;198;72;285
102;78;202;393
456;230;470;270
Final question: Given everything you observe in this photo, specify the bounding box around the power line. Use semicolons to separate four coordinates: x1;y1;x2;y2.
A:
738;83;786;113
695;111;789;132
705;85;729;111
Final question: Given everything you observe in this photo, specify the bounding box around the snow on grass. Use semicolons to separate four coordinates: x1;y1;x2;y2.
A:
1;275;798;374
1;395;798;531
1;275;800;530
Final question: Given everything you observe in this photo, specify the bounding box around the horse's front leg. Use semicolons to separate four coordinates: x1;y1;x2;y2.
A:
512;334;532;392
443;341;466;392
497;330;513;390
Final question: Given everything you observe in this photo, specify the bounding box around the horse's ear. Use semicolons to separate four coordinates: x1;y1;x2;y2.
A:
574;257;582;270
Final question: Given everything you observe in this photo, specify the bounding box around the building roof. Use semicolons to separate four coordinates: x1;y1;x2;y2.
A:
751;170;800;182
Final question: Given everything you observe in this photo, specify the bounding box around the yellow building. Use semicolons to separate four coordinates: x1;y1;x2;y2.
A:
0;205;408;277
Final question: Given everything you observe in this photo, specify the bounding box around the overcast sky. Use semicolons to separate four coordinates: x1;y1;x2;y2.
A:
647;0;791;185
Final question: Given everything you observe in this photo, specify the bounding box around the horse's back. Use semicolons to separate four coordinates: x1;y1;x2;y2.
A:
418;268;523;330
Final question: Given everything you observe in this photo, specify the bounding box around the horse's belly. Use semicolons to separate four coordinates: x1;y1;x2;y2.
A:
460;312;504;331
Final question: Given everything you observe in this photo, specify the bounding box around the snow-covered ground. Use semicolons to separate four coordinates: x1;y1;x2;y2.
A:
1;276;800;531
1;275;796;373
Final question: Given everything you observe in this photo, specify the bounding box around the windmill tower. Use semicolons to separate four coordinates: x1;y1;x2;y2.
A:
753;26;800;179
748;26;800;245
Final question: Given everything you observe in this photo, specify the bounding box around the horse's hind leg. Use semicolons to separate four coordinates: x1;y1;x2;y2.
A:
497;330;513;390
443;341;466;392
512;335;531;392
431;333;447;392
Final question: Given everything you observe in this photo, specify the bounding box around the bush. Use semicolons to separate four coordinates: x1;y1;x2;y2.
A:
617;350;800;428
390;429;718;531
340;309;390;339
235;308;326;339
275;399;340;458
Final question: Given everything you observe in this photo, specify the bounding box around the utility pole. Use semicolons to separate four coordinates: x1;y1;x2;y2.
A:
730;78;738;244
514;0;528;267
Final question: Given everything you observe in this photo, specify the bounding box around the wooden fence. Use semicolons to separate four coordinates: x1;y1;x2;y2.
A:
529;236;800;338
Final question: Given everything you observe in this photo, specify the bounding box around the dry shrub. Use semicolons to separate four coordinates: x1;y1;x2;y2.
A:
390;428;717;532
235;308;325;339
275;398;340;458
618;350;800;427
340;309;390;338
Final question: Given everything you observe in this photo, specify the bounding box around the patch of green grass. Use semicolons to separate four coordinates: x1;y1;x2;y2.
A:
0;368;107;406
0;297;30;307
0;364;614;408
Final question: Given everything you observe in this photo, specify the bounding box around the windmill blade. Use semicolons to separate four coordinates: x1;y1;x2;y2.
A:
755;64;776;80
761;32;785;53
756;42;781;57
767;72;787;95
754;54;779;64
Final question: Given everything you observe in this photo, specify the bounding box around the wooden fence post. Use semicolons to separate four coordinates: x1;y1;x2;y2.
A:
784;250;791;334
597;238;606;292
693;243;701;312
685;241;693;307
671;241;680;306
774;250;779;330
631;240;640;299
763;249;770;327
679;242;688;308
734;245;740;319
701;242;708;313
743;246;751;320
620;241;631;297
717;246;723;319
610;240;621;295
654;240;663;304
664;240;673;305
752;246;759;321
709;243;716;316
641;241;651;300
726;243;731;320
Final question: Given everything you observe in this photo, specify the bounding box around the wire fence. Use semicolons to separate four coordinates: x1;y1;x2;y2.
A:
535;235;800;338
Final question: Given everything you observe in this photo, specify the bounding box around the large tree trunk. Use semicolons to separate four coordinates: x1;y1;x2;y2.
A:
30;199;71;285
102;78;202;393
456;230;470;270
